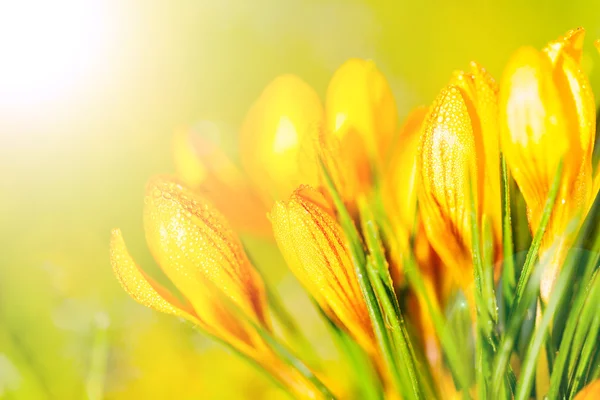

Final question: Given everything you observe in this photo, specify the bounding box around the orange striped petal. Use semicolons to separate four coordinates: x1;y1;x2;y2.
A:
239;75;324;204
418;86;479;287
110;229;201;325
143;176;270;347
451;62;503;248
270;186;374;353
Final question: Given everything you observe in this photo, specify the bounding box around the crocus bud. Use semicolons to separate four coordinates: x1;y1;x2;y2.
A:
499;28;596;301
417;85;485;288
450;62;502;248
111;177;321;398
239;75;324;204
112;177;269;351
326;58;398;165
270;186;375;354
575;379;600;400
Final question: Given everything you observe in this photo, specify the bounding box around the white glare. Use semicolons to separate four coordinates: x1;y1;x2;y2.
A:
0;1;109;107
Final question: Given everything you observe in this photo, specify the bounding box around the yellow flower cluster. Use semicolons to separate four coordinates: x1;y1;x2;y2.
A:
111;28;600;398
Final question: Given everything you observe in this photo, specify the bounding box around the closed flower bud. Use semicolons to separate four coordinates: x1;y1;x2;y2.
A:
111;177;319;398
326;58;398;165
239;75;324;204
270;186;375;354
417;85;486;288
450;62;502;248
499;28;596;301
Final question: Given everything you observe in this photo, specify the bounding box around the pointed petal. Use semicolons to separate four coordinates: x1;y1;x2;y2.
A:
387;106;428;230
418;86;478;285
499;46;570;229
239;75;324;203
143;176;270;331
270;186;375;353
326;58;398;162
110;229;201;325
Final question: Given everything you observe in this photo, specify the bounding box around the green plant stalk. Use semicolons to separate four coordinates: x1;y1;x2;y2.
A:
491;263;542;395
501;156;516;312
366;258;424;400
547;191;600;398
236;307;336;398
567;270;600;396
360;201;426;400
319;158;405;397
569;313;600;398
314;299;383;400
514;246;578;400
186;323;295;398
247;251;320;366
402;252;473;397
513;161;563;308
469;179;498;400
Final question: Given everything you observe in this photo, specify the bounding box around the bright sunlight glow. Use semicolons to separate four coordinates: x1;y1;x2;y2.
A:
0;1;110;108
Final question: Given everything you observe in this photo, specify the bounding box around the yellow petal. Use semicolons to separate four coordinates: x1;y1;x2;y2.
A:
143;176;270;344
109;228;201;325
326;58;398;163
499;46;570;230
173;128;271;236
270;186;374;353
501;34;595;302
418;85;479;286
544;27;585;64
450;62;503;255
574;379;600;400
387;106;428;231
239;75;323;203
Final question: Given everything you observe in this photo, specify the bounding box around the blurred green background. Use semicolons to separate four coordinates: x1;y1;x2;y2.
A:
1;1;600;398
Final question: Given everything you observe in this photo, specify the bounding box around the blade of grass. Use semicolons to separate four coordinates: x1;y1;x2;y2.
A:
402;252;473;397
569;311;600;398
501;156;516;312
316;301;383;400
360;200;426;400
514;244;578;400
319;158;405;397
548;192;600;399
513;161;563;309
491;261;543;395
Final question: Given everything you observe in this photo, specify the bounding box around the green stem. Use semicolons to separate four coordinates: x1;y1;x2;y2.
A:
501;156;516;311
514;246;578;400
319;158;405;396
513;162;563;309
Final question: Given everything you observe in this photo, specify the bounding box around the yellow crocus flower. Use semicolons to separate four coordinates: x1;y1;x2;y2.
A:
417;79;496;289
450;62;503;251
499;28;596;302
270;186;375;355
110;176;318;398
239;74;324;204
326;58;398;166
575;379;600;400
